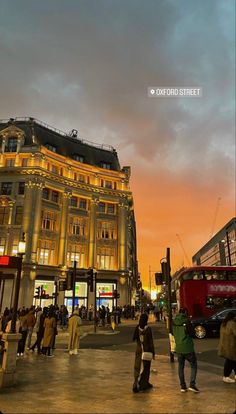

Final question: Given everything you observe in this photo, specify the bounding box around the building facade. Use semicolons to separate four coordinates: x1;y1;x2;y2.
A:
192;217;236;266
0;117;138;312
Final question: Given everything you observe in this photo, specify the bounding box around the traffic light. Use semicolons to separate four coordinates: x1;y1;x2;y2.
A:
155;272;163;285
113;289;120;299
161;261;171;284
59;280;67;291
41;289;46;298
41;289;49;299
35;286;40;298
66;271;73;290
87;268;93;292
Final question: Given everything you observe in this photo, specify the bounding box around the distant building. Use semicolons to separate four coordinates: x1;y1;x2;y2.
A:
0;117;138;312
192;217;236;266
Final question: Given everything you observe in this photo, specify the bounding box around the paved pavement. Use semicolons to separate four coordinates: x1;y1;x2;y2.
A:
0;320;235;414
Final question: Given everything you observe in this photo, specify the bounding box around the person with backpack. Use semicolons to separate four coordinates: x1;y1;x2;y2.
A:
173;308;199;393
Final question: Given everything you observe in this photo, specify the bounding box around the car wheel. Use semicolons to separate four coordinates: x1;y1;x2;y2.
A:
194;325;206;339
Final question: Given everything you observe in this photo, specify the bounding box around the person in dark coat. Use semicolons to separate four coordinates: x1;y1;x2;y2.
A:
30;307;47;354
132;313;155;392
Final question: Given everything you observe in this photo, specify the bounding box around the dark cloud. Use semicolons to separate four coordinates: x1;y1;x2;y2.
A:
0;0;234;276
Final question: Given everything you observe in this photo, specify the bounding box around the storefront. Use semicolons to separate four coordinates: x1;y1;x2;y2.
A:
33;279;56;308
96;282;117;310
64;281;87;314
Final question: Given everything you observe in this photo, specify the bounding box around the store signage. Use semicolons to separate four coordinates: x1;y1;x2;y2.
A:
0;255;21;268
208;282;236;295
98;292;113;297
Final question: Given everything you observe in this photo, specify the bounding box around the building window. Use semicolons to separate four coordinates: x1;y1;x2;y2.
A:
18;182;25;195
42;188;50;200
11;238;19;255
0;207;9;225
52;165;59;174
22;158;28;167
97;221;116;239
67;244;85;268
98;202;116;214
98;202;106;213
0;237;6;255
41;210;57;231
79;174;85;183
79;198;87;210
1;182;12;195
6;159;15;167
51;191;59;203
101;162;111;170
5;137;17;152
70;197;78;207
97;247;115;270
45;143;57;153
15;206;23;225
105;180;112;189
73;154;84;163
107;203;115;214
37;240;55;265
69;217;86;236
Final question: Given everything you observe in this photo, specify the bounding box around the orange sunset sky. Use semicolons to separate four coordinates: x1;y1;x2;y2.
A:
0;0;235;288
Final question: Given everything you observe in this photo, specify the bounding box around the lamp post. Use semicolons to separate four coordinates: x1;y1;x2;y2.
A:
11;234;26;333
160;248;174;363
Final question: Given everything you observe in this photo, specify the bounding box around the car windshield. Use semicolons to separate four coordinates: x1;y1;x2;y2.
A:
214;309;236;319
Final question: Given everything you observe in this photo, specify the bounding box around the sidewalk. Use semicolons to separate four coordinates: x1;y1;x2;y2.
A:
0;347;235;413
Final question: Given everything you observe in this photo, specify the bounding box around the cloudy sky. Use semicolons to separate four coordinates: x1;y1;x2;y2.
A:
0;0;235;287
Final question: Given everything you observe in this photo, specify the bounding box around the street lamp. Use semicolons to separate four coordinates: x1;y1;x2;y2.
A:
11;233;26;333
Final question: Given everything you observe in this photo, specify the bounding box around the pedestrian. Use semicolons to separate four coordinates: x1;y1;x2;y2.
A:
30;307;47;354
42;308;56;357
218;311;236;383
5;313;21;333
132;313;155;393
173;308;199;393
18;309;28;356
26;307;36;349
68;308;82;355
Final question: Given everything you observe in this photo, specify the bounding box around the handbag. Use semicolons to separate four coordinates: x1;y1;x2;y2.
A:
141;351;153;361
169;333;176;352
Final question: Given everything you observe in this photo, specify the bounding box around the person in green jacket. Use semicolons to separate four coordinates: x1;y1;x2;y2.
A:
173;308;199;393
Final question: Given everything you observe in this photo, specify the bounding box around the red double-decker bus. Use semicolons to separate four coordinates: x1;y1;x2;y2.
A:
172;266;236;318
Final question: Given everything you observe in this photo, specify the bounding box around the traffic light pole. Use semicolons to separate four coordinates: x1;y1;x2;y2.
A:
166;247;174;363
72;261;77;313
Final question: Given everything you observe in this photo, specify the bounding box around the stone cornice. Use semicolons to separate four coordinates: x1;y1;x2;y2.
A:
16;168;132;199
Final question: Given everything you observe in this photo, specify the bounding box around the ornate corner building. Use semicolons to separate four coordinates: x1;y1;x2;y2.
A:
0;117;138;312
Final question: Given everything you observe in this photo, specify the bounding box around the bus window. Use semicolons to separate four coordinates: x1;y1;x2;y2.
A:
228;271;236;280
206;296;234;310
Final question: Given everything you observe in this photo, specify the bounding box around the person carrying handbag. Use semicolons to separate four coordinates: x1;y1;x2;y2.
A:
133;313;155;392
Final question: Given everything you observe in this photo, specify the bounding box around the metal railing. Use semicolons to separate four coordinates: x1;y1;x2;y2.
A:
0;117;115;153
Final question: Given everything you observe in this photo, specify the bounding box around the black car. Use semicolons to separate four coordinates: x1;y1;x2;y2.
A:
191;308;236;339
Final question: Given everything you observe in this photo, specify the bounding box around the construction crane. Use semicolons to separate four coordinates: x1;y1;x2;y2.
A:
210;197;221;238
176;233;191;267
